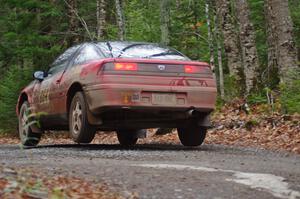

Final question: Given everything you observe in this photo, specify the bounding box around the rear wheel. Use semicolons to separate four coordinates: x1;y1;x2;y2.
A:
177;123;207;147
69;92;96;144
18;101;42;147
116;129;139;146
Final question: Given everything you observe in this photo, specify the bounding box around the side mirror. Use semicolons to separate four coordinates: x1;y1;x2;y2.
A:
33;71;46;81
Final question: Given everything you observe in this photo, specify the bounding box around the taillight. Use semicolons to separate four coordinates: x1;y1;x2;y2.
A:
184;65;194;73
114;63;138;71
184;65;210;73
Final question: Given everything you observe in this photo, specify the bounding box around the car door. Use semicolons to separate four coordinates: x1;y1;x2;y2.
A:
37;45;80;117
46;45;81;116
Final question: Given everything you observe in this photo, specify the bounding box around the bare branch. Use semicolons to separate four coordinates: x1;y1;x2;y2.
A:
63;0;94;41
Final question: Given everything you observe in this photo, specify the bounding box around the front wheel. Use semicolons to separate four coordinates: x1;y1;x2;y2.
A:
18;101;42;147
177;124;207;147
69;92;96;144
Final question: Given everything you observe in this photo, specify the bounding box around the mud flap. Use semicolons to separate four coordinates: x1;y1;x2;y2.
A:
84;92;103;125
30;123;43;133
197;114;211;127
86;109;103;125
134;129;147;138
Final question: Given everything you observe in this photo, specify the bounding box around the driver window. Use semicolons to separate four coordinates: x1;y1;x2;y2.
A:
48;62;66;75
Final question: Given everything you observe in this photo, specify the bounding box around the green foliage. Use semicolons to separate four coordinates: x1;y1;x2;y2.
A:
215;96;225;111
0;66;33;133
280;79;300;114
289;0;300;54
248;0;268;68
247;89;269;105
0;0;65;76
169;0;209;61
223;75;240;101
125;1;160;42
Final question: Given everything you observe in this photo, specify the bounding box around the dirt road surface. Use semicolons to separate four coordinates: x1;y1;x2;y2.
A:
0;143;299;199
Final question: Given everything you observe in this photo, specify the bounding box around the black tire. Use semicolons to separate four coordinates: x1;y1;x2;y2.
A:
155;128;174;135
18;101;42;147
177;123;207;147
69;92;96;144
116;129;138;146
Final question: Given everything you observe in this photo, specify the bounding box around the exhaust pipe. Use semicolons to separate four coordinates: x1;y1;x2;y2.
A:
187;109;196;117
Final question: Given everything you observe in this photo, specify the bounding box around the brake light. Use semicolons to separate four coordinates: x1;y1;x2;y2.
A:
114;63;138;71
185;65;196;73
184;65;210;73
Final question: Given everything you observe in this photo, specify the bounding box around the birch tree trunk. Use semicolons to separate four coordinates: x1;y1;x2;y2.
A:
265;0;299;84
67;0;79;46
205;0;215;71
213;4;225;99
160;0;170;45
97;0;106;40
215;0;242;82
115;0;125;41
215;22;225;99
235;0;260;94
265;0;278;73
217;40;225;99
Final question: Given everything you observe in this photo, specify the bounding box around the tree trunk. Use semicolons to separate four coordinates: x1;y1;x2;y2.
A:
265;0;299;84
215;0;242;82
217;40;225;99
115;0;125;41
96;0;106;40
160;0;170;45
235;0;260;94
213;5;225;100
205;0;215;71
67;0;79;46
265;0;278;74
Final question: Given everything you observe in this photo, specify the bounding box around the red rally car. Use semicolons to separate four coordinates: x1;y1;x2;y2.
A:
17;41;217;147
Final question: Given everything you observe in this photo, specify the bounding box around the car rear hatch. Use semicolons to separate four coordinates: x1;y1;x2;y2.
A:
92;58;217;109
100;58;215;87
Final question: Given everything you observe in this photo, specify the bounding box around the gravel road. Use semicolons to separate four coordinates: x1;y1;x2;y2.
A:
0;143;299;199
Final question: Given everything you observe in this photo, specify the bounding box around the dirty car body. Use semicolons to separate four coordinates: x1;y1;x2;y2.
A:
17;41;217;147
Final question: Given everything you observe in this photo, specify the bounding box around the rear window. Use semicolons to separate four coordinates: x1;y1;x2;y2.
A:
96;42;190;61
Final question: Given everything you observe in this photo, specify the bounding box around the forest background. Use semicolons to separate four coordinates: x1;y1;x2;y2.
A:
0;0;299;133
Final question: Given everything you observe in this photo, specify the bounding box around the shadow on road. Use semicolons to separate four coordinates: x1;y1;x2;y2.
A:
1;143;261;156
33;143;207;151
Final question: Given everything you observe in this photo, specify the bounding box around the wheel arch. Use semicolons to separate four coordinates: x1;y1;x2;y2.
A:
17;92;28;115
66;82;84;114
66;82;102;125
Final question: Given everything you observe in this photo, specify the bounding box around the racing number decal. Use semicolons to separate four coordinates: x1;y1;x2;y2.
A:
39;87;50;104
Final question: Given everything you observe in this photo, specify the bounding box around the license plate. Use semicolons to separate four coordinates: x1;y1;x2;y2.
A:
152;93;176;105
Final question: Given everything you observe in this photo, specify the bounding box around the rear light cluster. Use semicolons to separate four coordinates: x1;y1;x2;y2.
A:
184;65;209;73
114;63;137;71
113;63;210;73
184;65;194;73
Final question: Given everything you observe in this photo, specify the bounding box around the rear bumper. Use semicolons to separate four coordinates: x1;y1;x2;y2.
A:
84;83;217;114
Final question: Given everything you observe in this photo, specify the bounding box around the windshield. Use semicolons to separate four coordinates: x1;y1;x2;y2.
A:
96;41;190;61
